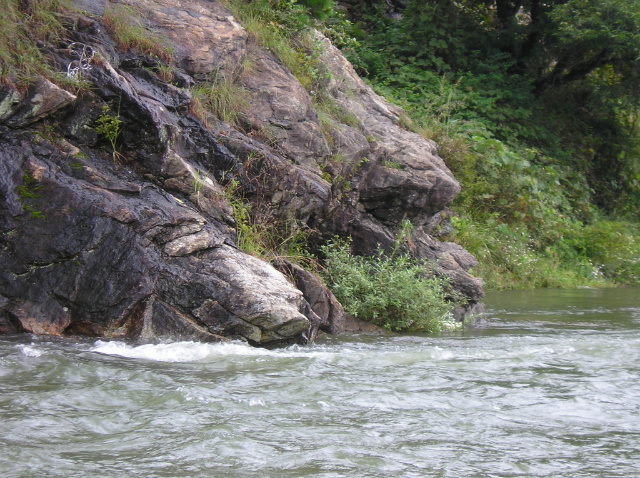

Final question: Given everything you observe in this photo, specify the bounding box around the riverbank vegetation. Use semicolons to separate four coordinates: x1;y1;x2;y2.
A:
320;0;640;289
321;238;457;332
3;0;638;303
213;0;640;291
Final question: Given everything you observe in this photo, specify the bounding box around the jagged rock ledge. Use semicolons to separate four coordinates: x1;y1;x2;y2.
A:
0;0;483;346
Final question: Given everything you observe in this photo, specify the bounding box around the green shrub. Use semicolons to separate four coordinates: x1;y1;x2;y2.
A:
320;239;457;332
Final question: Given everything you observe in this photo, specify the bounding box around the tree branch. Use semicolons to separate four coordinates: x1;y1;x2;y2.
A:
534;49;617;92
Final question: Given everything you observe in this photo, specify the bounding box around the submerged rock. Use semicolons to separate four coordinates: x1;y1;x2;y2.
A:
0;0;483;345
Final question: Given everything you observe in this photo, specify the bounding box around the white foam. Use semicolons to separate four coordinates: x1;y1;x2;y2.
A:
91;340;278;362
90;339;477;364
19;344;43;357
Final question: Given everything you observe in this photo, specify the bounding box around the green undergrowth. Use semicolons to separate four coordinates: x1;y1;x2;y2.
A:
320;238;459;332
376;73;640;289
0;0;70;86
419;80;640;289
451;216;640;290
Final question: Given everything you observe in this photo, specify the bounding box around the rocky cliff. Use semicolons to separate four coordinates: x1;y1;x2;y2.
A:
0;0;483;346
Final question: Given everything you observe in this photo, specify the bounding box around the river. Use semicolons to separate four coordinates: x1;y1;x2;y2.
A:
1;287;639;477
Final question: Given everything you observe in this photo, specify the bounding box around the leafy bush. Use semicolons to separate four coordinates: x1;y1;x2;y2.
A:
320;240;457;332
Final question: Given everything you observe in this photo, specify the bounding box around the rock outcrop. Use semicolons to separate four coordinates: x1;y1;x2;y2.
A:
0;0;483;345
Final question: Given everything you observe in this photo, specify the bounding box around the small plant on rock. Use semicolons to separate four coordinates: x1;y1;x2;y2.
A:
383;160;403;170
94;105;123;161
18;171;45;219
192;168;211;199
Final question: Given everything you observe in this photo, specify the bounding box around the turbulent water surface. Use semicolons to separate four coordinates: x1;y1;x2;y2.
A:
1;287;639;477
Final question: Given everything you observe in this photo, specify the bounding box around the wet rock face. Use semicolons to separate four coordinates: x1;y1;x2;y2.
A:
1;79;76;127
0;0;483;344
0;135;318;345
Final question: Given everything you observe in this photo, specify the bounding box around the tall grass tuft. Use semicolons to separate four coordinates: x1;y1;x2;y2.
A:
0;0;70;86
190;70;249;127
102;3;172;62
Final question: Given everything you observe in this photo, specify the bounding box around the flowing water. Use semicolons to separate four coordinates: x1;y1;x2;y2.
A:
1;287;640;477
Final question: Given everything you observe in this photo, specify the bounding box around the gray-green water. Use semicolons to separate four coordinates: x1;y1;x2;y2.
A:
1;287;639;477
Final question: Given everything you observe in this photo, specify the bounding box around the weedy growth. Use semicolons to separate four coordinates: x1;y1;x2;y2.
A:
94;105;123;161
320;237;459;333
102;3;172;62
190;70;249;127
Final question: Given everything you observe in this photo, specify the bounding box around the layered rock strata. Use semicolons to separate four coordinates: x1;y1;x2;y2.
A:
0;0;483;345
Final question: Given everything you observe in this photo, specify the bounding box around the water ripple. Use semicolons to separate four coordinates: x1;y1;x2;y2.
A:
1;288;640;477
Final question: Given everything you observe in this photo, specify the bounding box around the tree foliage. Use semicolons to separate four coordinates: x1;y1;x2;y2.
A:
353;0;640;90
345;0;640;214
329;0;640;287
